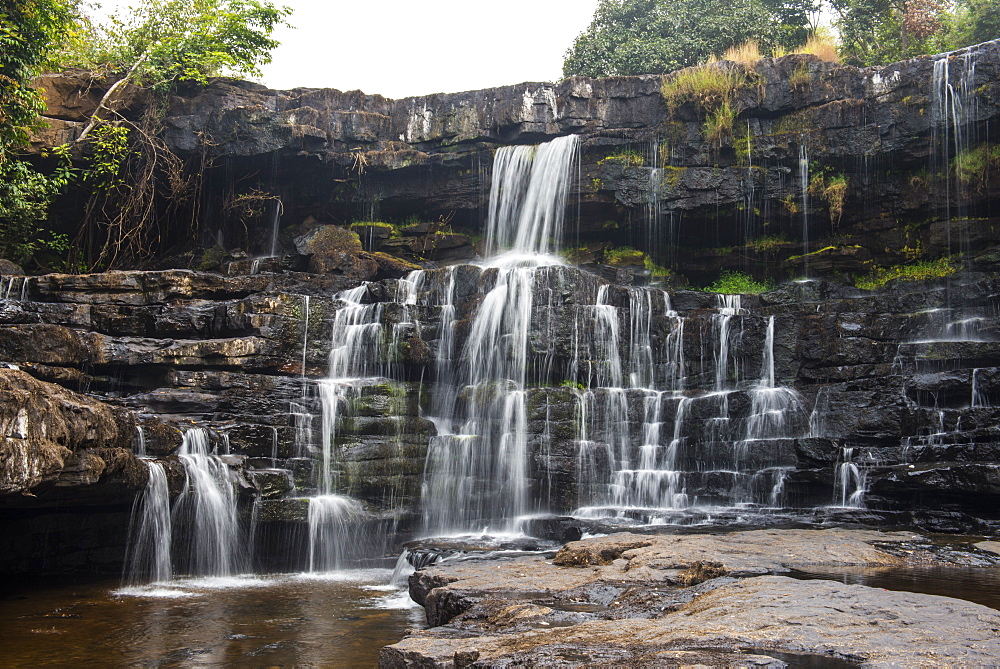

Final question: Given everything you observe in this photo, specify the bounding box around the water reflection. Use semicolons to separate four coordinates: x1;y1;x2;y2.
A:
792;565;1000;611
0;569;422;667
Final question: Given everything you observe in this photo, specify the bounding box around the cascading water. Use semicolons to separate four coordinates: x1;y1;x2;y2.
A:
798;142;810;274
172;428;243;576
123;460;172;584
311;133;816;539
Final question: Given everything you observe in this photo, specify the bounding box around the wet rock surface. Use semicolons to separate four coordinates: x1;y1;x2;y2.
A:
27;42;1000;282
384;529;1000;667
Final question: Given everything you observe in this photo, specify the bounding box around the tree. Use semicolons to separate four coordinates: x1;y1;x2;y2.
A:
49;0;292;269
949;0;1000;47
0;0;77;267
832;0;950;65
62;0;291;141
0;0;75;152
563;0;816;77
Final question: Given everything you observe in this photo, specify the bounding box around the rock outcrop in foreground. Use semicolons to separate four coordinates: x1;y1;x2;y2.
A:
384;529;1000;667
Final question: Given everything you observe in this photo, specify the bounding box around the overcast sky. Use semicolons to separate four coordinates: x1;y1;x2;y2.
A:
95;0;602;98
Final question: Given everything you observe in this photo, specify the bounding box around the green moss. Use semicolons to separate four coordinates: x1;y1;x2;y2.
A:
774;109;814;135
197;245;226;271
644;257;673;278
603;246;645;267
702;270;773;294
854;257;958;290
952;143;1000;192
747;233;788;253
661;166;687;189
598;150;645;167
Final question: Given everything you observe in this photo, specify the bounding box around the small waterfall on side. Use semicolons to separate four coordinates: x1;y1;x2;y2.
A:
268;199;283;257
172;428;244;576
833;447;867;509
123;460;172;584
972;368;990;408
798;142;809;275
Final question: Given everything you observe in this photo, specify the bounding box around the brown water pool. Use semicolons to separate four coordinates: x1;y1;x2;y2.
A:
0;570;423;667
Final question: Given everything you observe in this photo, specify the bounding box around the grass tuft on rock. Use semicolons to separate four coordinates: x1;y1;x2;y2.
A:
703;270;773;294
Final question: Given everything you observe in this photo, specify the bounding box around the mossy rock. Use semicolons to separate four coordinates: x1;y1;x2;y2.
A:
294;225;363;256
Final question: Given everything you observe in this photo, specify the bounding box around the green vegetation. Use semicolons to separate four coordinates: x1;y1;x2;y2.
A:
603;246;646;266
563;0;814;77
748;233;788;253
661;64;760;145
808;172;850;228
953;143;1000;192
350;221;399;237
854;257;958;290
644;256;674;278
0;0;292;271
598;150;645;167
833;0;998;66
789;62;812;89
0;0;77;269
703;270;774;294
566;0;995;74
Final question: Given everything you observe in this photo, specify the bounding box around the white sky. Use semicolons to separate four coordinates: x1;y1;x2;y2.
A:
94;0;602;98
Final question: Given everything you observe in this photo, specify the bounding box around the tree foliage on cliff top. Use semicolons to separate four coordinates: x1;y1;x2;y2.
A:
58;0;292;90
563;0;815;77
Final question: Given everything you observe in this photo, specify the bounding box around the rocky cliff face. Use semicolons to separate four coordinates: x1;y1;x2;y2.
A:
4;43;1000;576
33;40;1000;284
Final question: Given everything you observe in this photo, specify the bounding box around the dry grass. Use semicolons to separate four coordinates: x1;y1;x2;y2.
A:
661;64;753;113
791;32;840;63
715;41;764;67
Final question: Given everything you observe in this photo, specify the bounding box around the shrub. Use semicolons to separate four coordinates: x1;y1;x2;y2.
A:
953;143;1000;192
703;270;774;294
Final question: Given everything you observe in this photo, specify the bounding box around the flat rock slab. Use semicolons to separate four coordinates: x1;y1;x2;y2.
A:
387;529;1000;667
383;575;1000;667
409;529;910;625
552;528;908;573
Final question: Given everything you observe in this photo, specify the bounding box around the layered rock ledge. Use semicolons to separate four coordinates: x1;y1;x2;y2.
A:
383;529;1000;667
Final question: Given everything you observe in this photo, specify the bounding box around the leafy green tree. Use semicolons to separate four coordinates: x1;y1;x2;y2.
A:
949;0;1000;47
0;0;77;268
63;0;291;141
832;0;953;65
563;0;816;77
0;0;75;151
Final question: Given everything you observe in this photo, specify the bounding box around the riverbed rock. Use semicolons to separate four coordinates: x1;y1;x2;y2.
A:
385;529;1000;667
383;574;1000;667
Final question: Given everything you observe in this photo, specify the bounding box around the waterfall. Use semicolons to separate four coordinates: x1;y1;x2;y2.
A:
798;142;809;274
268;199;283;257
134;425;146;457
713;294;744;391
307;495;363;572
172;428;243;576
123;460;172;584
972;368;989;408
484;134;579;263
833;447;867;509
